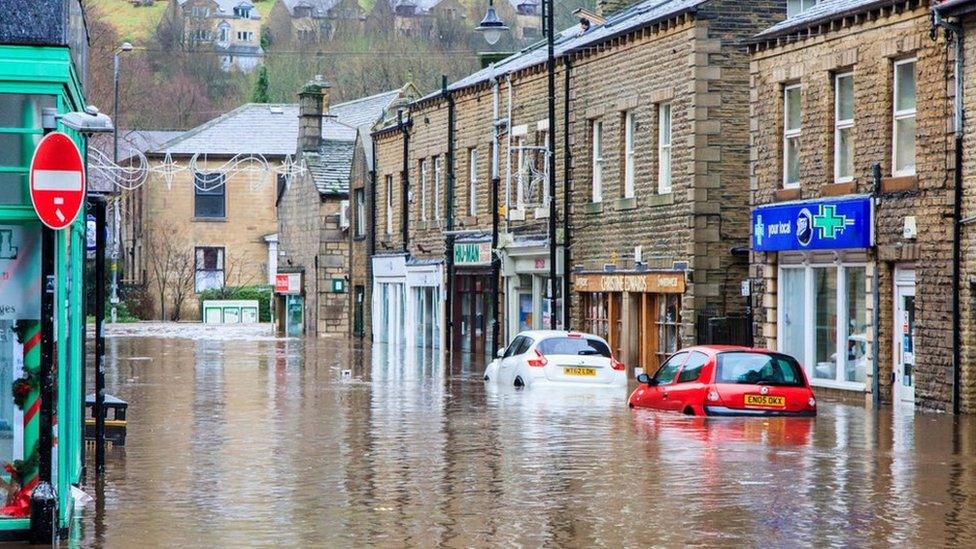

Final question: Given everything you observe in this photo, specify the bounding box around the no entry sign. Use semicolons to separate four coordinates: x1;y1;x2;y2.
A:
29;132;86;230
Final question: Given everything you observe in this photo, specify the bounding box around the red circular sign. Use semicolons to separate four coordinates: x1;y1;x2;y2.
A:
29;131;86;230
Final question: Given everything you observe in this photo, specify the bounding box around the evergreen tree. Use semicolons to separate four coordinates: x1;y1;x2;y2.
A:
251;66;270;103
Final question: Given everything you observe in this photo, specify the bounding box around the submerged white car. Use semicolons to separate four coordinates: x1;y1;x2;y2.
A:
484;330;627;389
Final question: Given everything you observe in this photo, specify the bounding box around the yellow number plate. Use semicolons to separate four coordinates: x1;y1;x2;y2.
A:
564;367;597;377
745;395;785;408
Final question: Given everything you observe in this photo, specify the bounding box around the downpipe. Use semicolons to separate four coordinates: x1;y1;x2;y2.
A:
491;69;502;357
562;57;573;330
444;76;457;363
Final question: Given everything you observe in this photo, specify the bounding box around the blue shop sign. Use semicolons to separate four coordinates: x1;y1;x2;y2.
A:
752;196;873;252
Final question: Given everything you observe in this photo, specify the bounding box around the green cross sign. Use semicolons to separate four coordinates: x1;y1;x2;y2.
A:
812;205;852;239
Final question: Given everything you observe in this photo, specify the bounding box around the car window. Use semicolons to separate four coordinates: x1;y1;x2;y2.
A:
537;337;612;357
514;337;534;355
715;352;805;387
653;352;688;385
676;351;708;383
503;336;524;358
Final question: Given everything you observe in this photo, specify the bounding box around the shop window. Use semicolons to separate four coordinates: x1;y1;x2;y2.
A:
0;94;56;205
656;294;681;365
783;84;801;188
195;246;224;292
834;72;854;182
677;351;707;383
778;263;867;387
893;58;916;176
583;292;609;341
194;172;225;218
658;103;672;194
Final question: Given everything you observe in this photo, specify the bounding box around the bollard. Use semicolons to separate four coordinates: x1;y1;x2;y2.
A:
29;481;56;544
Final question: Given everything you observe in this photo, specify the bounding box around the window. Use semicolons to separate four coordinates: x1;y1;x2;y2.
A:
623;111;636;198
191;6;210;17
234;6;251;18
385;174;393;235
237;31;254;42
0;93;55;205
834;73;854;182
468;147;478;216
778;263;867;387
503;335;526;358
716;352;805;387
591;120;603;202
433;156;442;223
420;158;428;222
893;58;917;176
787;0;818;18
194;172;225;218
783;84;802;188
515;136;526;207
656;293;681;364
677;351;707;383
583;292;609;341
219;24;230;42
194;247;224;292
653;351;688;385
537;337;612;358
354;188;366;238
658;104;672;194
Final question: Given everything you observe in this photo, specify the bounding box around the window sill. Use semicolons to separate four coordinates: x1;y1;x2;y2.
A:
614;197;638;211
584;201;603;214
646;193;674;208
775;187;801;202
354;235;367;242
880;175;918;193
192;217;227;222
820;181;855;197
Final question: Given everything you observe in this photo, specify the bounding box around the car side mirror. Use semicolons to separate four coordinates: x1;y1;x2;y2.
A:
637;373;653;385
496;348;505;358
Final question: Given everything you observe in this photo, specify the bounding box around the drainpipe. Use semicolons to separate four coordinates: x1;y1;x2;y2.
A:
444;75;457;361
932;10;963;414
871;162;882;409
562;57;573;330
398;110;411;253
491;67;502;357
369;138;378;340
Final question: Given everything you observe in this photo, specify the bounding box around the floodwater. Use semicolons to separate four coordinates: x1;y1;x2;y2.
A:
69;325;976;547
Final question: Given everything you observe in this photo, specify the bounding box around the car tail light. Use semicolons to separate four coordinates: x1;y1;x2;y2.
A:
707;390;720;402
611;358;625;371
808;396;817;409
527;349;548;367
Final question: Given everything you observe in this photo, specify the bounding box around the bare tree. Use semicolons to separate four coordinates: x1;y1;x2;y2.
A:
168;247;196;321
144;221;195;320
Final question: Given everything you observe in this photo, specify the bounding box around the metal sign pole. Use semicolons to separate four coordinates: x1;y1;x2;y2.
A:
93;198;107;474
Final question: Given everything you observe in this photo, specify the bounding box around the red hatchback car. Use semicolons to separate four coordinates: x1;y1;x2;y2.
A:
629;346;817;417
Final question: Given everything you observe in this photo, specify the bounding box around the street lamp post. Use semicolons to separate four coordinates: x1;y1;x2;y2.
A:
479;0;558;330
111;42;132;323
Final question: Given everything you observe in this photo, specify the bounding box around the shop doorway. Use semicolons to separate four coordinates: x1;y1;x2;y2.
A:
893;267;916;407
454;274;492;357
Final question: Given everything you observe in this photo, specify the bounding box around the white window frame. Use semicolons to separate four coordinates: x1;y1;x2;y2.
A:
420;158;428;222
783;84;802;189
434;156;442;224
591;120;603;203
355;188;366;238
469;147;478;217
385;174;393;235
834;72;854;183
515;137;526;208
787;0;819;18
776;261;868;391
623;111;636;199
658;103;672;195
892;57;917;177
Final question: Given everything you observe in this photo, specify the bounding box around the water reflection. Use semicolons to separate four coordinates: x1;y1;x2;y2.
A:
71;335;976;546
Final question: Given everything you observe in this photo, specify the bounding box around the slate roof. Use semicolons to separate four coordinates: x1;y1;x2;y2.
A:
282;0;341;16
754;0;900;39
305;140;357;195
178;0;262;18
152;89;400;157
427;0;708;98
388;0;444;14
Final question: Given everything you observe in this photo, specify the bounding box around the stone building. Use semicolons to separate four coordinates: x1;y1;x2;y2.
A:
369;0;786;373
266;0;366;46
125;105;292;320
749;0;954;410
169;0;265;72
276;79;412;337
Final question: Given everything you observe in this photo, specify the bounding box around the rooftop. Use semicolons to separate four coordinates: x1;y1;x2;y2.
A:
755;0;903;39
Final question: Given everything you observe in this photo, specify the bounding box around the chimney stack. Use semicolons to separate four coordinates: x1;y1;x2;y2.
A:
298;74;331;152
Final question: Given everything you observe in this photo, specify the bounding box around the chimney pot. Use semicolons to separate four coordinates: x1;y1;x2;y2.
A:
298;76;332;152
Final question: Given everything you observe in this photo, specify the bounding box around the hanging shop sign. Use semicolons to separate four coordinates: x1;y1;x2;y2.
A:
752;195;873;252
454;241;491;266
275;272;302;295
573;272;685;294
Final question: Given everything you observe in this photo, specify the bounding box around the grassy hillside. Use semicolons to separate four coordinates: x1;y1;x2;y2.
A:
85;0;168;42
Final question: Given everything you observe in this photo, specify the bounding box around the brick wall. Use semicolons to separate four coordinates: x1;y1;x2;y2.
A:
750;5;954;410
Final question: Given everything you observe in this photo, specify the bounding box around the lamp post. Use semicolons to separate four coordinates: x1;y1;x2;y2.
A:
479;0;558;330
111;42;132;323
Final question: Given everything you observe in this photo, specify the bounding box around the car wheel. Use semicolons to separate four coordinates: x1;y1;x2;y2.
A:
514;376;524;388
683;406;695;416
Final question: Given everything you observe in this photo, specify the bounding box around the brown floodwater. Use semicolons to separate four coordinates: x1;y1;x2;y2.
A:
65;330;976;547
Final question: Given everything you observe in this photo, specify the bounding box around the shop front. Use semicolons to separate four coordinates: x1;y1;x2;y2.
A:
451;239;495;358
752;195;875;394
405;258;444;353
372;254;407;347
274;271;304;337
573;270;685;377
499;236;564;342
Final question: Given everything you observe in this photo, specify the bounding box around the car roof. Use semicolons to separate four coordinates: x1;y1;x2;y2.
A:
680;345;780;355
514;330;605;340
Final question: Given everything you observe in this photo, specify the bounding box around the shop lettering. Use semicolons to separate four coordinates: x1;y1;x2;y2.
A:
455;243;489;265
0;305;16;316
766;220;791;238
575;274;684;293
